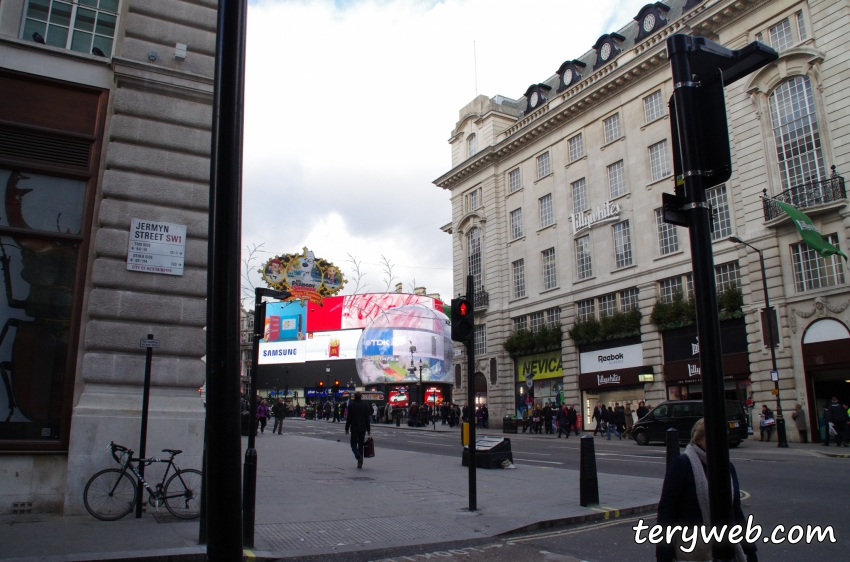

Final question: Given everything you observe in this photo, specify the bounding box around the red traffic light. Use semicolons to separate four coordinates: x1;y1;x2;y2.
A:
334;380;339;386
459;302;468;316
318;381;324;388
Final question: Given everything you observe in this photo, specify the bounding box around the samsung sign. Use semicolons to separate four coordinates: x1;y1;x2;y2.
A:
579;343;643;374
258;341;306;364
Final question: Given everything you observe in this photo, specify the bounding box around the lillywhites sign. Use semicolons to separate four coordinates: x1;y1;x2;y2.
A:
516;351;563;381
569;200;621;235
596;373;622;385
580;343;643;374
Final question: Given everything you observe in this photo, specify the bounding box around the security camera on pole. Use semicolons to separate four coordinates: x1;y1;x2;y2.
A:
451;275;476;511
662;34;776;561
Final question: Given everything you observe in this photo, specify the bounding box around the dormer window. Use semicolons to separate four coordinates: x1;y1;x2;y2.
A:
523;84;552;112
467;134;477;158
556;60;587;93
592;33;626;70
634;3;670;42
22;0;120;57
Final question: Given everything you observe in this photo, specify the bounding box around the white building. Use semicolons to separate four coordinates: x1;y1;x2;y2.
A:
435;0;850;441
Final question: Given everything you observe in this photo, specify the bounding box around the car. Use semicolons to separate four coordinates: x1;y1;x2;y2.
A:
390;393;408;403
631;400;749;448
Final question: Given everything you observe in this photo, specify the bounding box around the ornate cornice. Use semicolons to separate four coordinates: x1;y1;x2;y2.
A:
790;296;850;333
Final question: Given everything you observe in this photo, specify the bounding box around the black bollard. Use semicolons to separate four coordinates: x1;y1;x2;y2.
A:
579;434;599;507
666;428;680;467
242;448;257;547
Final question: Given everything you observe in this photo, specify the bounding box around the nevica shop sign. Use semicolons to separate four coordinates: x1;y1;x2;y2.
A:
579;343;643;374
516;351;563;381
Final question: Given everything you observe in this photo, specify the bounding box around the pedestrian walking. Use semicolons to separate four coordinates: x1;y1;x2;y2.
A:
256;399;270;435
475;406;484;429
371;402;378;423
614;403;626;435
636;400;649;421
521;406;529;433
271;398;286;435
344;391;371;469
791;403;808;443
323;401;332;421
606;406;620;440
823;396;849;447
556;404;569;438
759;404;775;442
592;402;605;436
482;404;489;429
566;404;580;436
543;403;554;435
623;402;634;439
655;419;757;562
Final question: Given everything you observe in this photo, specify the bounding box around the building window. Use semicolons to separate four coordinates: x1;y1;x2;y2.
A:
715;261;741;291
796;11;807;41
769;76;826;191
791;234;846;292
575;235;592;279
513;316;527;332
603;113;621;144
467;134;477;158
608;160;626;198
542;247;557;290
706;184;732;240
577;299;595;322
539;194;554;228
510;208;523;240
474;324;486;356
568;133;584;162
467;227;482;290
659;276;684;303
464;187;481;213
655;208;679;255
685;273;694;299
769;17;794;52
598;293;617;318
649;140;671;182
644;90;664;123
572;177;588;214
612;220;633;268
509;168;521;193
620;287;639;311
512;259;526;298
23;0;120;56
546;307;561;327
530;311;545;332
537;152;551;178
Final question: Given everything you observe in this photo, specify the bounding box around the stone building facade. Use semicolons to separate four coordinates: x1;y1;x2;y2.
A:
435;0;850;441
0;0;214;513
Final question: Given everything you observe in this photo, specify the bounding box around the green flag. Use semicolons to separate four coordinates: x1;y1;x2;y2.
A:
774;200;848;260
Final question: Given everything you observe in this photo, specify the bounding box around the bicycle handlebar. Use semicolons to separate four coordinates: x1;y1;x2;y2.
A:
108;442;133;464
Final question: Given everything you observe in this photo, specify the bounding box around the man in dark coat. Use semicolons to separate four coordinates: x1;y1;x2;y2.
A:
543;404;553;434
345;391;371;469
592;402;606;436
556;405;569;438
566;404;580;436
824;396;849;447
636;401;650;421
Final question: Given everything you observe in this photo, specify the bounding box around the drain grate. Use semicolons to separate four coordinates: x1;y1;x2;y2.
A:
11;502;33;514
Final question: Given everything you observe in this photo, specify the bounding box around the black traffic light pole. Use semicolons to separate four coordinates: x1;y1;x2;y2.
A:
464;275;476;511
205;0;249;559
665;34;776;562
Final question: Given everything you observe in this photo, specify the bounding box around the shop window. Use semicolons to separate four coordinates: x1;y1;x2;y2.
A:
23;0;120;57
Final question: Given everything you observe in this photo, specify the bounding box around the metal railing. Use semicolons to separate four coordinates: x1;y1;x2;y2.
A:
763;166;846;221
473;290;489;308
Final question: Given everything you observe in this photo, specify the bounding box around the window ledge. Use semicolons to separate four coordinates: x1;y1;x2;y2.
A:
506;187;524;199
565;154;587;169
641;114;669;131
508;235;526;246
537;223;556;234
540;286;561;294
600;136;625;151
654;249;685;261
610;191;630;203
534;172;554;184
646;175;674;190
509;295;529;304
611;263;637;274
574;275;596;284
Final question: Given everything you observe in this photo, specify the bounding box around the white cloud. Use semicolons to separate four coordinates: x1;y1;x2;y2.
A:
243;0;651;301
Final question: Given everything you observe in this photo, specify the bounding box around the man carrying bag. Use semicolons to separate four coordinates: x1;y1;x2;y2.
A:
345;391;371;469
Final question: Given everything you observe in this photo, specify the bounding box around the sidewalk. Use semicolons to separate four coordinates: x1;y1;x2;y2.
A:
1;419;664;561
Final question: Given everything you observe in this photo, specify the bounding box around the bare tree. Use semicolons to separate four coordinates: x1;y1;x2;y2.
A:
380;254;397;293
346;252;369;294
407;279;417;294
241;242;265;307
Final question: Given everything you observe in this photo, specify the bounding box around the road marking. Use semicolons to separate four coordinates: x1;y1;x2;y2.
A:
511;451;552;456
509;514;647;543
406;440;454;447
514;458;564;464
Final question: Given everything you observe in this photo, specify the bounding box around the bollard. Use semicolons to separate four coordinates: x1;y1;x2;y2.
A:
579;434;599;507
396;412;401;427
666;428;680;467
242;448;257;547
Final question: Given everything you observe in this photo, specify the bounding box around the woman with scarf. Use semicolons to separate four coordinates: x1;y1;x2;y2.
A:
656;419;757;562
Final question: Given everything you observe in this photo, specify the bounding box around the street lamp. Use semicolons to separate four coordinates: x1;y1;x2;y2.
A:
325;365;332;419
729;236;789;447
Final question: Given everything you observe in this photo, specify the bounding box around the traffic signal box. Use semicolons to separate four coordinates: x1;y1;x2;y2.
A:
333;380;340;394
451;296;474;344
318;381;324;393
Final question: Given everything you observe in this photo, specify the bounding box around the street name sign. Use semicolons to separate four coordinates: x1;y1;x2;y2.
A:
140;339;160;348
127;218;187;276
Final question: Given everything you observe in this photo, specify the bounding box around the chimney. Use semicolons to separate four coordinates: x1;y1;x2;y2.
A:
395;282;403;293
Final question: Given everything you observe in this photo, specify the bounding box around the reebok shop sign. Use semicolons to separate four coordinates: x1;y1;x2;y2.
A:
580;343;643;374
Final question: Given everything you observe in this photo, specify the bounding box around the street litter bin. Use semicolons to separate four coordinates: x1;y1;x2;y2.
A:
503;415;518;434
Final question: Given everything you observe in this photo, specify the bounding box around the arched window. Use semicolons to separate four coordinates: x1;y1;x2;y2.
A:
467;134;477;158
467;227;482;290
768;76;826;191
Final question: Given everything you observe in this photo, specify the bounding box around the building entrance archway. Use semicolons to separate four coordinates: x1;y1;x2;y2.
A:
474;372;488;405
802;318;850;442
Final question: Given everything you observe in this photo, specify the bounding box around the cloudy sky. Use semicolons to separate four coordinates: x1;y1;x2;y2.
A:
241;0;650;302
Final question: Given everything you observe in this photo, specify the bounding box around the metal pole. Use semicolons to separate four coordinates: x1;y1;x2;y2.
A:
136;333;154;519
243;291;263;547
756;247;788;447
465;275;477;511
668;35;734;562
206;0;248;558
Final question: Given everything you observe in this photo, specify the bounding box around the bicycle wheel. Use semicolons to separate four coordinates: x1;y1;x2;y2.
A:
84;468;137;521
164;468;202;519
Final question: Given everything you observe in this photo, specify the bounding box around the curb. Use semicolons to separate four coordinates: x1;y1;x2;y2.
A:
1;547;207;562
497;502;659;536
813;450;850;458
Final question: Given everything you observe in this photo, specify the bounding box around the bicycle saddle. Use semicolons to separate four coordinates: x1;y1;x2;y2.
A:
162;449;183;455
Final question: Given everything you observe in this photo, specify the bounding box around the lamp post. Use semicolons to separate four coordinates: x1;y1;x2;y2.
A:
325;365;332;419
729;236;788;448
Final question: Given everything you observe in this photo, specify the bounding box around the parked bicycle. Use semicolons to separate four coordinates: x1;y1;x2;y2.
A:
83;442;202;521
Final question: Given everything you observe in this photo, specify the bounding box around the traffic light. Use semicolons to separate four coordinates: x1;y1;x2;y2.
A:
318;381;324;393
333;380;340;394
451;296;474;343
